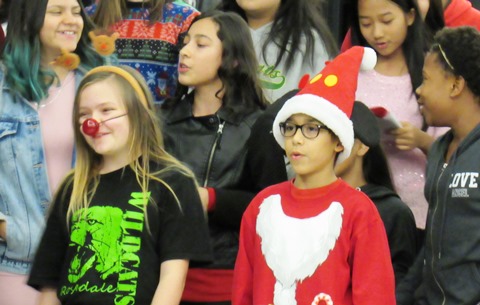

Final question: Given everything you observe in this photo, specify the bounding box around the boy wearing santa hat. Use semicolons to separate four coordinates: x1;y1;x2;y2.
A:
232;46;395;305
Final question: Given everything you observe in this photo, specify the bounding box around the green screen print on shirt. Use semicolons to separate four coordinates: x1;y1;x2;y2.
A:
60;192;150;305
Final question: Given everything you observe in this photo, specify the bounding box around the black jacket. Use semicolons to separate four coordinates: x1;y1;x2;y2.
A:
360;184;418;285
161;94;284;269
397;125;480;305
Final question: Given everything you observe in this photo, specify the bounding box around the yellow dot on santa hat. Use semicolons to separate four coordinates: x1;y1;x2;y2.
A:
324;75;338;87
310;73;323;84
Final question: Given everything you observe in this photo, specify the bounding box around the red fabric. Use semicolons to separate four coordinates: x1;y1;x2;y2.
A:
232;180;395;305
444;0;480;30
0;27;5;50
294;47;369;118
207;187;216;212
340;29;353;53
340;0;480;53
182;268;233;302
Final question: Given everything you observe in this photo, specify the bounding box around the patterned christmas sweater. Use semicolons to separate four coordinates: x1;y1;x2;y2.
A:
87;2;199;104
232;179;396;305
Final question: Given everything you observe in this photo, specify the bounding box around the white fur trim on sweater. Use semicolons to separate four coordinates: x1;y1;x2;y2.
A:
257;194;343;305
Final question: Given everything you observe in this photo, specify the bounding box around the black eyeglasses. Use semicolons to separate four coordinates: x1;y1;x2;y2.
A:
279;122;329;139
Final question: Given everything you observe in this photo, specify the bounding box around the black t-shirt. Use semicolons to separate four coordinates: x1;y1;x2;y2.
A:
28;164;212;305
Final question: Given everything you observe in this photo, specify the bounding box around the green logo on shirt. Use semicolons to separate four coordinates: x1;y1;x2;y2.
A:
60;192;150;305
258;64;286;90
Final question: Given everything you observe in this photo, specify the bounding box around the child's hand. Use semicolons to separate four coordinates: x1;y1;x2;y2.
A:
390;121;418;150
390;121;434;154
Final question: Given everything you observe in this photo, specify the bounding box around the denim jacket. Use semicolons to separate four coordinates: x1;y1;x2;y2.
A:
0;68;83;275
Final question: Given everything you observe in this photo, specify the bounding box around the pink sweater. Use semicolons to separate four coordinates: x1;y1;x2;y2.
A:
356;70;445;228
37;72;75;196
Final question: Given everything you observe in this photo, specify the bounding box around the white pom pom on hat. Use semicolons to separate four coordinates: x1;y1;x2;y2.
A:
360;47;377;71
273;46;377;165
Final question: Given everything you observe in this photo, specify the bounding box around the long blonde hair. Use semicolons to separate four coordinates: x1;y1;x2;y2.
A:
64;65;194;222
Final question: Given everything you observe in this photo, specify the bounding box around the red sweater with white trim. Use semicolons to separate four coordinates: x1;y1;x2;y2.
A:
232;179;395;305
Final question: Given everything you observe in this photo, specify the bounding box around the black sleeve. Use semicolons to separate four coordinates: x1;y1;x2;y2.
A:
156;172;212;264
28;186;71;290
396;246;425;305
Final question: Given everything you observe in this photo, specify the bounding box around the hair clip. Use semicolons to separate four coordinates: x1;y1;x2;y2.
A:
436;43;454;71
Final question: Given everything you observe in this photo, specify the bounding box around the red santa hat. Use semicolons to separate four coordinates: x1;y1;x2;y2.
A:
272;46;377;165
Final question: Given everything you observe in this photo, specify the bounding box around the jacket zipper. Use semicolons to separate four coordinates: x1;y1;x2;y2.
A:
431;162;448;305
203;118;225;187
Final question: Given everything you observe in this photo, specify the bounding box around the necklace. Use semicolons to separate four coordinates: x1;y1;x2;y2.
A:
37;71;74;109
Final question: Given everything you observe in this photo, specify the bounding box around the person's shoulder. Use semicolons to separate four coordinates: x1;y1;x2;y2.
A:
337;185;387;228
242;108;264;128
161;95;192;123
363;184;413;214
150;162;191;182
429;130;454;156
74;69;88;85
51;173;75;211
0;65;20;101
336;181;378;210
164;1;199;18
254;181;290;200
244;181;290;217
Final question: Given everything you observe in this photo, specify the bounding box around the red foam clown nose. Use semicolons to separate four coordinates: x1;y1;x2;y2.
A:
82;118;100;136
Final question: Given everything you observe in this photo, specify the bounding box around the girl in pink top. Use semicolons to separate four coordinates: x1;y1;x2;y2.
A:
349;0;444;228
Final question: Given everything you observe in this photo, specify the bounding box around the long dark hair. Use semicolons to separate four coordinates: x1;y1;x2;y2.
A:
349;0;426;92
1;0;103;102
92;0;172;28
363;145;396;191
424;0;445;38
164;10;267;118
0;0;11;24
217;0;338;71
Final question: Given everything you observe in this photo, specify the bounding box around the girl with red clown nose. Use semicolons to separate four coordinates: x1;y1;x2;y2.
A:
27;65;212;305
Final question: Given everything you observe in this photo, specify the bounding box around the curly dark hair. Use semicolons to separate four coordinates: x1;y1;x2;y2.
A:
432;26;480;97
